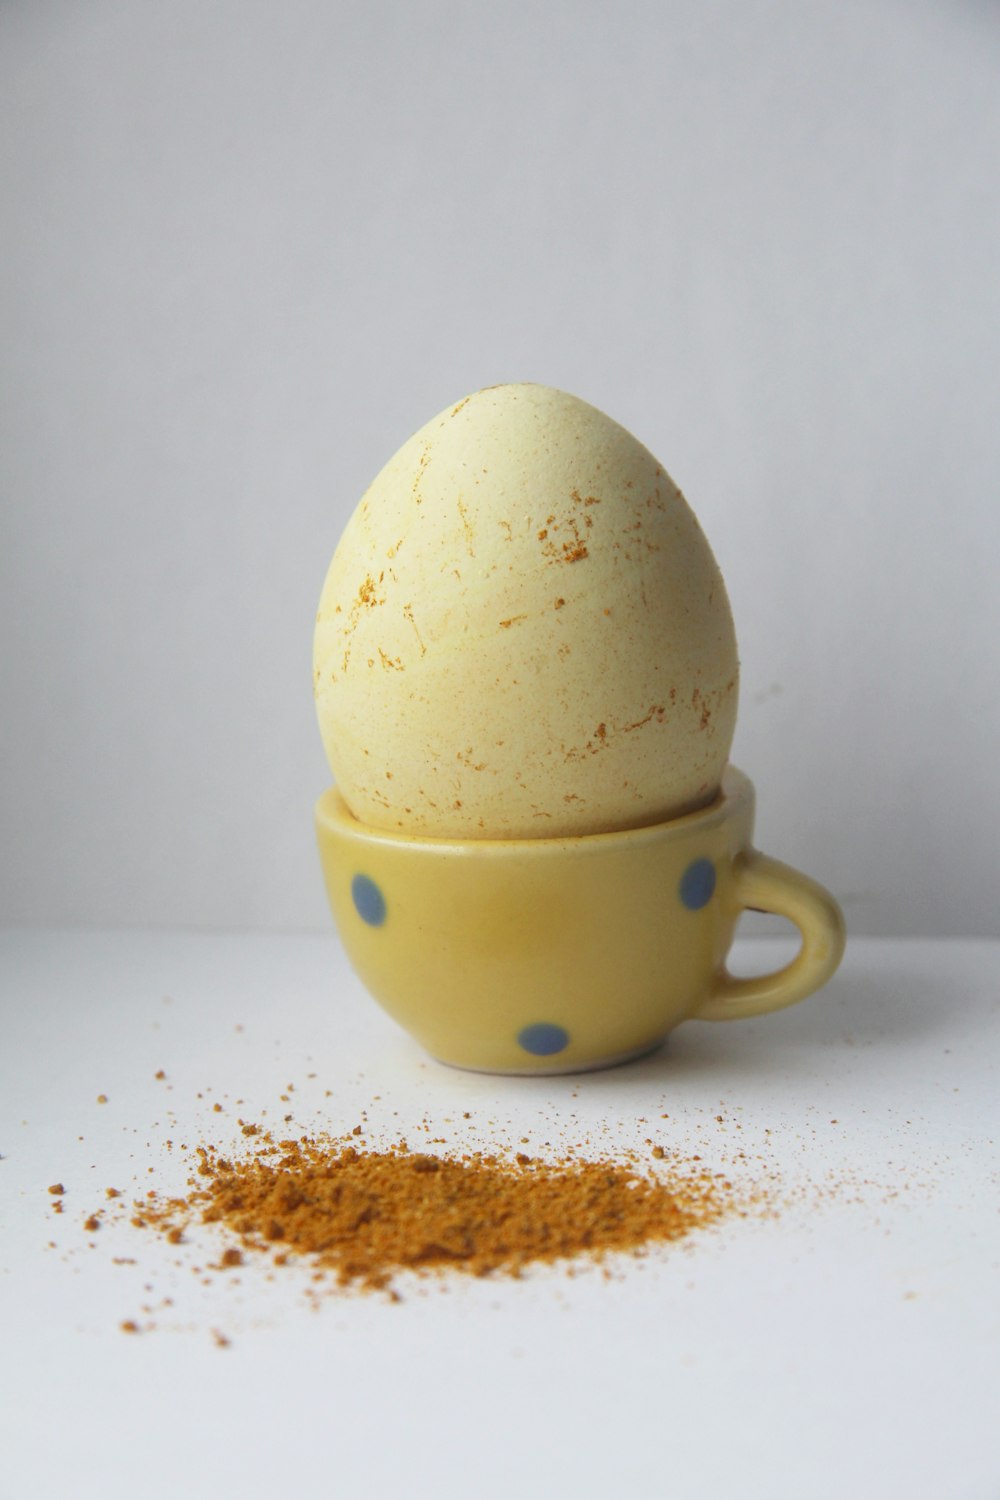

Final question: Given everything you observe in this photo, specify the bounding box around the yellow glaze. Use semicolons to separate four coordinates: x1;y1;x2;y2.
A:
316;768;845;1075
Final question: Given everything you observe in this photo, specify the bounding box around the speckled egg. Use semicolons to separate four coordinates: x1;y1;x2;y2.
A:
313;384;738;839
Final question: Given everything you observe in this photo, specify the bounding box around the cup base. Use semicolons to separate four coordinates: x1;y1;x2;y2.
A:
430;1037;667;1078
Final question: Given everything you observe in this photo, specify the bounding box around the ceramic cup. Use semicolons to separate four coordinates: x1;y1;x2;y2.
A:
315;767;845;1075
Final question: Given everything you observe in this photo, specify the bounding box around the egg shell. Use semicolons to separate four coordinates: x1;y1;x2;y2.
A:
314;384;738;839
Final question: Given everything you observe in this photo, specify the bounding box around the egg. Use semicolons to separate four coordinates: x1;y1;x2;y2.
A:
313;384;738;839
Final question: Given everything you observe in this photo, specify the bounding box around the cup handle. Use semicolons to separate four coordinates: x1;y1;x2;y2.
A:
694;851;846;1021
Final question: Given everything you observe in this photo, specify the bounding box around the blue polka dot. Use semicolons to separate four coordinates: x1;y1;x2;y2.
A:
352;873;386;926
518;1023;570;1057
679;858;716;910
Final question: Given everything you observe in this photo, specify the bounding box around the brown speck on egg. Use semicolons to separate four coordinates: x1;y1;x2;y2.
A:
402;603;427;658
456;496;476;556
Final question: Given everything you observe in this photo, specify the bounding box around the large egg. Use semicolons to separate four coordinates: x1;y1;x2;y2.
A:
314;384;738;839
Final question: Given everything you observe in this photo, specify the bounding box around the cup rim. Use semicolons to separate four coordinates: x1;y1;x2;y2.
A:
316;765;752;854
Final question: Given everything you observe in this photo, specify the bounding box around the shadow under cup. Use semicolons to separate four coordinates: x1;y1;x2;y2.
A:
315;767;846;1075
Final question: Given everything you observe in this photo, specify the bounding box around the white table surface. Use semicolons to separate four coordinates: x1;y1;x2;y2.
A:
1;930;998;1500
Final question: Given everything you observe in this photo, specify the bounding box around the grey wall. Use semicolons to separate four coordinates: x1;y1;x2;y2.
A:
2;0;998;935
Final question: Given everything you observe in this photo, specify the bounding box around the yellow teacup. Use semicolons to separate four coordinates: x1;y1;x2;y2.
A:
315;768;845;1075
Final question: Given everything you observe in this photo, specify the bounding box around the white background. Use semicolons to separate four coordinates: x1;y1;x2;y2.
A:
3;931;999;1500
2;0;999;936
5;15;998;1492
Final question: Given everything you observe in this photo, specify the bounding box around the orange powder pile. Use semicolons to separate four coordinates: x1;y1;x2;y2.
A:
126;1131;739;1292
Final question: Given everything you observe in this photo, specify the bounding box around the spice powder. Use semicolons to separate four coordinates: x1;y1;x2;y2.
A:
129;1131;740;1293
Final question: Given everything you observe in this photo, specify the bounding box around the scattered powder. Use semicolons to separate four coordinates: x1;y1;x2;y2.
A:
41;1059;952;1349
107;1128;751;1297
